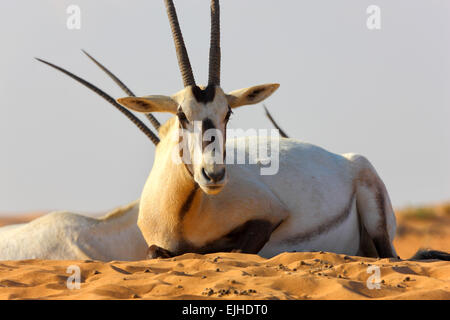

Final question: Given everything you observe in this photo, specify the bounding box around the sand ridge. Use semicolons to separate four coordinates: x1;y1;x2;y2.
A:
0;252;449;300
0;203;449;300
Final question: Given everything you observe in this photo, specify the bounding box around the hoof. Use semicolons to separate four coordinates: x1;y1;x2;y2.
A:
147;245;173;259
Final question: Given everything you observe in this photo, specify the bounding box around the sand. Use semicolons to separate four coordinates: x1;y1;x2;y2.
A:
0;213;44;228
0;203;449;300
0;252;448;300
394;204;450;259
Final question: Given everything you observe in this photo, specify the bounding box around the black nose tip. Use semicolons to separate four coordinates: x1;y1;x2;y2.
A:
202;168;225;182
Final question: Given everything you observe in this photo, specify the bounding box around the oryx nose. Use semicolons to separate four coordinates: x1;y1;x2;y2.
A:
202;167;225;183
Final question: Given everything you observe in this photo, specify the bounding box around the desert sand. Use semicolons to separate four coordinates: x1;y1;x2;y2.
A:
0;203;449;300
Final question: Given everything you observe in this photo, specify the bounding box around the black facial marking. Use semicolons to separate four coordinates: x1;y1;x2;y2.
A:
192;85;216;104
177;111;187;121
223;124;227;161
177;109;188;129
202;118;216;151
202;118;215;132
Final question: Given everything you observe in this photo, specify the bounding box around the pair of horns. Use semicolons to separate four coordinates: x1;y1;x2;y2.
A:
165;0;221;87
35;1;222;146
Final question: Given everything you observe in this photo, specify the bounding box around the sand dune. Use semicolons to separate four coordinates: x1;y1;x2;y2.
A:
0;252;448;300
0;203;449;300
394;203;450;258
0;213;44;227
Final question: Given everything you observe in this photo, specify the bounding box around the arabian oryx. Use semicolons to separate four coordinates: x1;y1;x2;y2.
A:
113;0;399;259
29;0;449;261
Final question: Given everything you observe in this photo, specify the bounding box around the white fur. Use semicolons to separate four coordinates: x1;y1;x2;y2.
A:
0;201;147;261
138;134;397;258
0;137;396;260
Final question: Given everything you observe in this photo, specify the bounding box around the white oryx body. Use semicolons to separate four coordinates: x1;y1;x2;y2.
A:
133;118;397;258
114;0;398;259
254;138;396;257
29;0;400;260
0;201;147;261
0;136;396;260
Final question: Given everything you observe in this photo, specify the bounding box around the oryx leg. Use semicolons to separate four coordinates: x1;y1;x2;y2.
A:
147;244;174;259
146;219;282;259
204;219;282;254
182;218;283;255
347;154;398;258
356;220;379;258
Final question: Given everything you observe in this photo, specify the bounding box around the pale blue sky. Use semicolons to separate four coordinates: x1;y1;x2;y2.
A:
0;0;449;215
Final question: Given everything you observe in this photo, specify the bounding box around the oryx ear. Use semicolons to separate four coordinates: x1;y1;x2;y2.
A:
226;83;280;109
117;95;178;114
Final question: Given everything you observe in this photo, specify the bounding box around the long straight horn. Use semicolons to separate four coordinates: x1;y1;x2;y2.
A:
263;105;289;138
81;50;161;131
164;0;196;87
35;58;160;145
208;0;220;86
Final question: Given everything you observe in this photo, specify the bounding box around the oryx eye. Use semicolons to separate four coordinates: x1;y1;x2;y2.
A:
177;110;188;122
